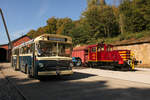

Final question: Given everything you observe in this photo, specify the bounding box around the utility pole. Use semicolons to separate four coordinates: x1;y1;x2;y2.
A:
0;8;12;50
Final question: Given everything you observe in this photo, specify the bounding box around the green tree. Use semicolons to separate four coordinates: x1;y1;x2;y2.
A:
70;21;91;45
83;0;119;39
56;18;73;36
46;17;57;34
119;0;149;33
27;29;36;38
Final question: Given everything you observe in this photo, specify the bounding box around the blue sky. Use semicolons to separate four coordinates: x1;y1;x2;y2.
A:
0;0;114;44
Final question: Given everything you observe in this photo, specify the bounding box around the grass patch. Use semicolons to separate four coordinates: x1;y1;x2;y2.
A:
97;31;150;44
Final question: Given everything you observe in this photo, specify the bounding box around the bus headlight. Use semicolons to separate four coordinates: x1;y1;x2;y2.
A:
70;62;73;67
39;63;44;68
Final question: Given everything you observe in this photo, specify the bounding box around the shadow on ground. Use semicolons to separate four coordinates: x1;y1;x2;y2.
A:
1;63;150;100
38;72;96;81
2;72;150;100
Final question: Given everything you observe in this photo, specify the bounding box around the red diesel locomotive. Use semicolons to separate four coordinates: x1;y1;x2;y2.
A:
72;43;138;70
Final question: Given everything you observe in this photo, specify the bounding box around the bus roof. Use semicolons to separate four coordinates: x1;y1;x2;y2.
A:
34;34;72;42
12;34;72;50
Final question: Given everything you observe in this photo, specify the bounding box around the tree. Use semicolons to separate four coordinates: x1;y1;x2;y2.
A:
82;0;119;39
46;17;57;34
70;21;91;45
56;18;73;36
119;0;149;33
27;29;36;38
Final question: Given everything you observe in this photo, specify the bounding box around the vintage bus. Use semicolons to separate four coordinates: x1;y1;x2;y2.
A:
11;34;73;78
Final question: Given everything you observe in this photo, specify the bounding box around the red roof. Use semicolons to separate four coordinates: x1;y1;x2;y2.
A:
73;45;88;51
0;35;31;50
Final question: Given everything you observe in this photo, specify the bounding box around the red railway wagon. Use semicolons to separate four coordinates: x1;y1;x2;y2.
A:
72;43;138;70
72;45;88;66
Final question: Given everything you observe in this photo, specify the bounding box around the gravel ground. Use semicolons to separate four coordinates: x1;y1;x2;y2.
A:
0;67;24;100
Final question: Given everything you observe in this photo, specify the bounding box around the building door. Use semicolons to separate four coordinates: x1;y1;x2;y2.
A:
0;48;7;62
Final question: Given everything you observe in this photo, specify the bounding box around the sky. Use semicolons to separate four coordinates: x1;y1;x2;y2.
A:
0;0;114;45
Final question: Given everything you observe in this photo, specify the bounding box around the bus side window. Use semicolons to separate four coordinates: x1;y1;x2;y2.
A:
22;47;25;54
20;48;22;54
30;44;33;53
21;48;23;54
24;46;27;54
13;49;16;55
26;44;31;54
16;49;18;55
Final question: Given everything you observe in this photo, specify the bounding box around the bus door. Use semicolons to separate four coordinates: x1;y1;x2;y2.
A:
16;49;20;70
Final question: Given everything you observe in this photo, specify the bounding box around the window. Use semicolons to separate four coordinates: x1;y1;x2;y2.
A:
13;49;19;55
30;44;34;53
92;47;96;52
102;47;105;51
98;45;104;51
97;47;101;52
107;46;113;51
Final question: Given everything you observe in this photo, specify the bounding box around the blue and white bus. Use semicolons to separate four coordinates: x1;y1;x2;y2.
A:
11;34;73;78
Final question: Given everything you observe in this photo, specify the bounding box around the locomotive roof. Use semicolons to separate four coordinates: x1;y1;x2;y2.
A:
88;43;113;48
73;45;88;51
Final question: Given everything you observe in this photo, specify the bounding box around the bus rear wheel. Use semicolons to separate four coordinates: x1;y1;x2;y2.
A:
27;66;33;78
13;65;17;71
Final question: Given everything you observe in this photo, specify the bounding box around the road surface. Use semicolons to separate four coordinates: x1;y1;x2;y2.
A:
0;63;150;100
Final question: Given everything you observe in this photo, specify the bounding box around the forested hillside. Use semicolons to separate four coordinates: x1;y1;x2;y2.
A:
27;0;150;46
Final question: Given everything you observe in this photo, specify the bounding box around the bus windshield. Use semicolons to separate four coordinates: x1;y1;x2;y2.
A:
36;41;72;57
58;43;72;57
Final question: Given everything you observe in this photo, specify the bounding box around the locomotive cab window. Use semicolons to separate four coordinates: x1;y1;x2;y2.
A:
91;47;96;52
98;44;104;51
107;47;113;51
97;47;101;52
101;47;104;51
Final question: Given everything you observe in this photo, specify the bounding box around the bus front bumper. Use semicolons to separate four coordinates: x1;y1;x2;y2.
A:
38;70;73;76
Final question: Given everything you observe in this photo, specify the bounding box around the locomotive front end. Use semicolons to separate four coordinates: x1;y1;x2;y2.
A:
118;50;138;70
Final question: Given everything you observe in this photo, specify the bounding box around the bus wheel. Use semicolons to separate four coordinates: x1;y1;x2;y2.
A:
13;65;17;71
25;64;28;74
27;66;32;78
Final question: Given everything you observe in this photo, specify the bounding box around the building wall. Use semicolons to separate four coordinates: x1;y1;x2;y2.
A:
0;36;31;62
114;43;150;67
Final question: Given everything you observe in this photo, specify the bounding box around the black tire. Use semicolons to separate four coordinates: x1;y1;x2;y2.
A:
13;66;17;71
13;63;17;71
76;58;82;66
27;66;33;78
25;64;28;74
